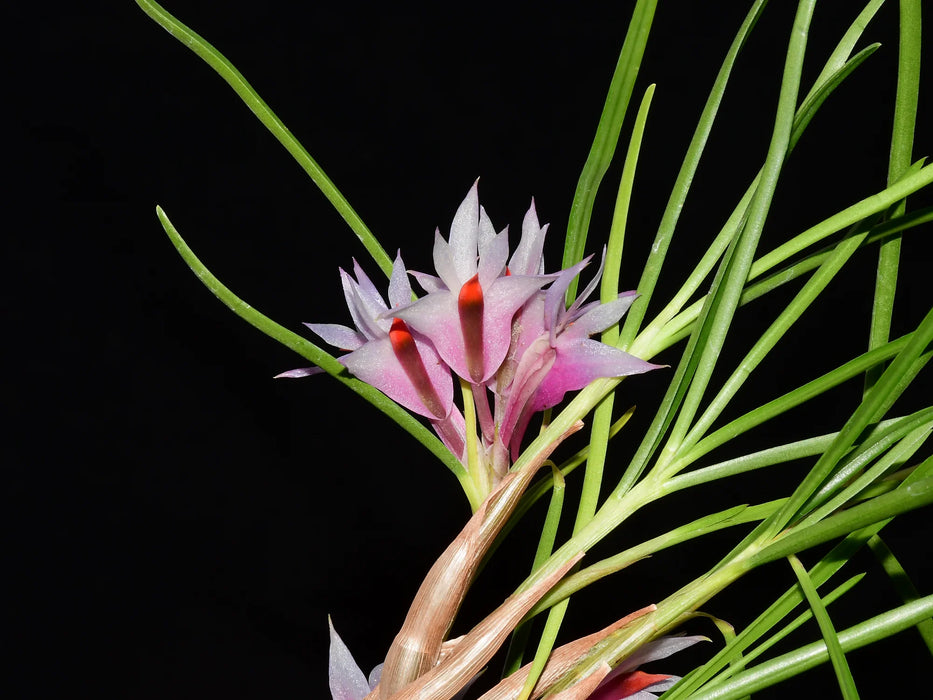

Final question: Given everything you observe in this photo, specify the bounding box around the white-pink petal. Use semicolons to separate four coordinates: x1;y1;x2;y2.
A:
306;322;366;351
328;618;372;700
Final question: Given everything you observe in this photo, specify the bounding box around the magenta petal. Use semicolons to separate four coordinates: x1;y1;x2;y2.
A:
340;268;386;339
392;290;471;380
328;618;372;700
500;336;556;451
532;339;663;411
544;257;592;337
613;635;708;675
481;275;553;381
342;335;453;419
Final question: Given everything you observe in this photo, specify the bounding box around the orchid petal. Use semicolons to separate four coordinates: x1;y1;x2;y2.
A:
342;335;453;419
352;258;387;314
570;247;607;314
367;664;383;690
480;275;552;381
614;635;708;674
274;366;324;379
449;181;480;282
410;270;447;294
567;292;638;338
433;228;460;291
388;252;413;309
626;676;680;699
392;290;469;379
532;339;662;411
544;257;592;338
329;618;372;700
340;268;386;340
477;205;497;252
500;336;556;453
510;199;548;275
589;671;673;700
306;322;366;351
478;227;509;289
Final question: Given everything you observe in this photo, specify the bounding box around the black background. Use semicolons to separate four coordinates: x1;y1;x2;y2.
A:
11;1;933;697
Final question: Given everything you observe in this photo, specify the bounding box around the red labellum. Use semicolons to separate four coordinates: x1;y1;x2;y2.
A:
458;274;486;383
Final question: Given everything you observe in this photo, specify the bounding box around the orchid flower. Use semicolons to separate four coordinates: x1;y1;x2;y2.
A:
282;253;465;457
500;253;663;458
586;635;707;700
393;181;551;385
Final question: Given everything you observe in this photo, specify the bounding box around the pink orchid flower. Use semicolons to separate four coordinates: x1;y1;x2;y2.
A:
280;253;465;456
587;635;706;700
394;181;551;384
500;253;663;458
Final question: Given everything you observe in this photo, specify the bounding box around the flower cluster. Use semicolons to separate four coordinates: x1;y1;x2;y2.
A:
288;182;660;489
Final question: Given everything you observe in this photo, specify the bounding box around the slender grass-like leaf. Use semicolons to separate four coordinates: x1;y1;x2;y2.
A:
527;91;657;688
649;161;933;357
760;307;933;539
654;0;817;474
787;554;859;699
868;534;933;653
686;594;933;700
799;419;933;527
630;6;886;360
723;574;866;679
136;1;393;277
866;0;922;391
154;207;469;489
670;337;916;474
561;0;657;301
575;85;654;534
618;0;768;348
676;222;869;458
751;475;933;566
664;529;886;698
529;502;779;617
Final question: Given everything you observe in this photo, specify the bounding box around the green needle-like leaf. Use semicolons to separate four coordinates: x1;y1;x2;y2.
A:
154;207;470;493
686;594;933;700
619;0;768;348
751;475;933;566
868;534;933;653
136;0;393;277
788;554;859;699
561;0;657;301
866;0;922;391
